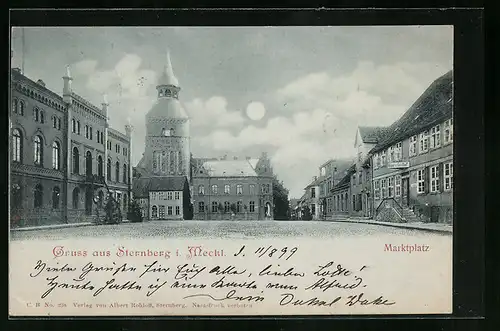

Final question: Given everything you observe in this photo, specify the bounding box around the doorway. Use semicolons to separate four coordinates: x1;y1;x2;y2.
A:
402;177;410;207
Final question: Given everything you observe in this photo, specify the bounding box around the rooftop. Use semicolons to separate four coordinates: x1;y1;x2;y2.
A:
200;160;258;177
132;176;187;197
358;126;389;144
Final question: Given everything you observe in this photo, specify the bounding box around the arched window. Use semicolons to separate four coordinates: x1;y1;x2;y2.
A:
19;101;25;116
169;151;175;173
211;184;218;194
12;98;18;114
57;118;61;130
52;116;57;128
85;125;89;139
77;121;81;135
224;201;230;213
52;141;60;170
40;110;45;123
52;186;60;209
115;161;120;183
237;201;242;213
123;164;127;183
107;159;112;180
198;201;205;213
97;155;103;177
72;187;80;209
72;118;76;133
162;128;168;136
72;147;80;174
33;135;43;165
34;107;39;122
34;184;43;208
178;151;182;173
152;205;158;218
85;151;92;176
198;185;205;195
12;129;22;162
100;132;103;144
89;126;93;140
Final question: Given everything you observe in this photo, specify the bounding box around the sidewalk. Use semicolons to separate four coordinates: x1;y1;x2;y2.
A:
329;218;453;234
11;220;132;232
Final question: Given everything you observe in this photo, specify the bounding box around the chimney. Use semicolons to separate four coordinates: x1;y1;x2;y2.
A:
62;65;73;104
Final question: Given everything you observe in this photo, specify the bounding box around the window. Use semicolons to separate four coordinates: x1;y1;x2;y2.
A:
198;185;205;195
381;151;386;166
444;119;453;144
107;141;111;150
33;135;43;165
199;201;205;213
224;201;230;213
352;174;356;186
77;121;81;135
85;125;89;139
395;142;402;161
158;206;165;219
320;167;326;176
224;184;230;194
444;162;453;191
311;204;316;216
162;128;171;136
237;201;242;213
57;118;61;130
175;192;180;200
358;172;362;184
52;116;57;128
175;206;180;215
388;176;394;197
34;108;39;122
211;185;218;194
12;129;22;162
381;178;387;198
167;192;173;200
40;111;45;123
72;188;80;209
409;135;417;156
19;101;25;115
169;151;175;174
395;175;402;197
71;147;79;174
236;184;243;195
430;125;441;149
249;201;255;212
100;132;104;144
115;162;120;182
178;151;182;173
152;205;158;218
374;180;380;199
34;184;43;208
430;165;440;193
89;127;93;140
12;98;18;114
388;146;395;163
374;153;380;169
419;131;429;154
352;195;356;211
212;201;218;213
49;186;60;209
249;184;256;195
52;141;60;170
417;169;425;194
107;159;112;180
123;164;127;183
97;156;103;177
72;119;76;133
311;188;316;198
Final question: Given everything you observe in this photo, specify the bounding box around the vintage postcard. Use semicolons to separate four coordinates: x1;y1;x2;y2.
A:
9;25;453;316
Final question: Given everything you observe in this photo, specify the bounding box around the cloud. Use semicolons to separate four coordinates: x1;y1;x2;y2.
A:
184;96;245;128
195;61;451;197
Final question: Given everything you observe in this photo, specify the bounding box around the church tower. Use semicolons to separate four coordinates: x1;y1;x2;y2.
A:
143;51;191;180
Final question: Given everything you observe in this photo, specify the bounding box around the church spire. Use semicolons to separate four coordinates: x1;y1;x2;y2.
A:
156;49;181;99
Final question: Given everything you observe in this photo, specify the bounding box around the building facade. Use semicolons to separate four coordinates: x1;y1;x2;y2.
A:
10;67;132;227
370;71;453;224
330;165;355;219
317;159;353;220
191;156;274;220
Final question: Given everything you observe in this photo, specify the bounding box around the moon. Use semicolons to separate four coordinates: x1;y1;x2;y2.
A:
246;101;266;121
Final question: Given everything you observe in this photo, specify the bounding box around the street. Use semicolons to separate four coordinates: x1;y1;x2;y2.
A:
10;220;450;241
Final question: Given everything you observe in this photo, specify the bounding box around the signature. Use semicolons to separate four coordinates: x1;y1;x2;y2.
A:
183;290;264;302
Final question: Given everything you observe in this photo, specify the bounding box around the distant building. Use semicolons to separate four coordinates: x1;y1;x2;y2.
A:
191;154;274;220
10;67;131;227
132;176;190;220
370;70;453;224
330;164;355;219
317;159;353;220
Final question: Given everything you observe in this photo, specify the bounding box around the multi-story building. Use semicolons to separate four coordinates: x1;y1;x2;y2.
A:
10;67;132;227
316;159;353;220
191;155;274;220
330;164;355;219
304;177;321;220
350;126;388;218
370;70;453;224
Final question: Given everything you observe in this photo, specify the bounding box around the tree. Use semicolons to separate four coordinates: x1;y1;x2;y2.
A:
182;182;193;220
273;179;290;220
128;199;143;223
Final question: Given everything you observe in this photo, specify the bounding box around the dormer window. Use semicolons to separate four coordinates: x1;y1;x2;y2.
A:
159;90;164;97
162;128;173;136
165;89;172;97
